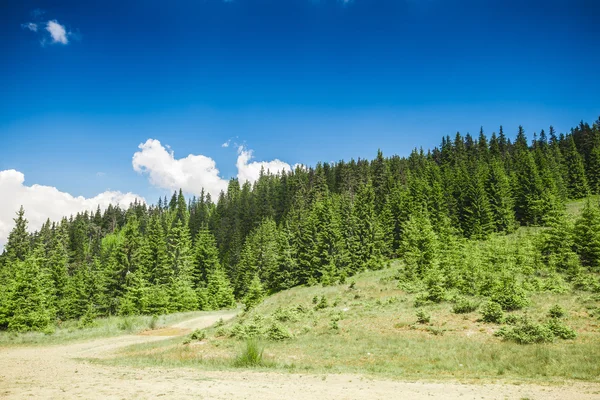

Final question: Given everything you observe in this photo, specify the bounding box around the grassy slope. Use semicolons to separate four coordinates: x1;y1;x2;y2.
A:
8;197;600;382
106;259;600;383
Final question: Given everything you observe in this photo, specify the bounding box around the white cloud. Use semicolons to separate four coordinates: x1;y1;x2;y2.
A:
132;139;293;198
236;146;292;184
0;169;144;249
221;140;230;148
132;139;229;199
21;22;38;32
46;20;68;44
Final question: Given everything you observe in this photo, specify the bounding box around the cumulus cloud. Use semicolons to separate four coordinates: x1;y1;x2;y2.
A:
132;139;293;198
46;20;68;44
0;169;144;249
132;139;229;199
236;146;292;184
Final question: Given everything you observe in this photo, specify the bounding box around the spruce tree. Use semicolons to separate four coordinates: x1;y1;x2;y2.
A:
460;164;493;238
587;138;600;194
399;213;438;278
192;228;221;288
573;201;600;270
485;160;516;233
199;265;236;310
146;214;169;285
243;274;264;311
6;250;56;331
353;183;386;270
562;135;590;199
4;206;30;262
512;127;545;225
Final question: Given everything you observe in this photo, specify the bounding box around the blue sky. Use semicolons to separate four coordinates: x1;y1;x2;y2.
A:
0;0;599;242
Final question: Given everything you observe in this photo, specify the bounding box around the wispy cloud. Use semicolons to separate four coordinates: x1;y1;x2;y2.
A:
21;22;38;32
221;140;231;148
21;9;77;46
31;8;45;18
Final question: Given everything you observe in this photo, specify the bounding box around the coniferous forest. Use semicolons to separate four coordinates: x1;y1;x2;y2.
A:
1;120;600;332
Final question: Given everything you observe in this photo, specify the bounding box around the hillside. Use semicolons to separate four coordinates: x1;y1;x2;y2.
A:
101;219;600;383
1;120;599;335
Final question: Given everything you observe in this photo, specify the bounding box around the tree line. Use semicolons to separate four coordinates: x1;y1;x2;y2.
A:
1;119;599;331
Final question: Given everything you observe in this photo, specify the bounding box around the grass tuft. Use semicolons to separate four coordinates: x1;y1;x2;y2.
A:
233;338;265;367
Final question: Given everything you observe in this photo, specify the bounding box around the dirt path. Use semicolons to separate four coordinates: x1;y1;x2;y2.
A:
1;311;598;400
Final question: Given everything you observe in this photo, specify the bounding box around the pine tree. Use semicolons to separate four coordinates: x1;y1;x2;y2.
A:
46;223;70;318
540;209;579;273
192;228;221;288
199;265;236;310
573;201;600;270
118;270;148;315
562;135;589;199
586;137;600;194
4;206;30;262
166;220;194;279
272;224;299;291
168;276;198;312
512;127;545;225
6;250;56;331
236;218;279;296
371;149;388;213
399;213;438;278
353;183;386;270
146;214;169;285
460;164;493;238
243;274;264;311
485;160;516;233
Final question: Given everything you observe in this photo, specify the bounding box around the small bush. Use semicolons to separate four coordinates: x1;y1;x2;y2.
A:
214;318;225;327
546;318;577;340
426;326;445;336
426;284;446;303
547;304;566;319
117;317;134;332
330;319;339;331
451;297;479;314
314;296;328;310
245;321;263;338
190;329;206;341
491;278;530;311
77;307;97;329
413;293;430;308
348;281;356;290
495;319;554;344
416;310;431;324
480;302;504;323
148;315;159;330
295;304;308;314
312;296;319;304
273;307;299;323
215;327;228;337
504;314;526;325
230;323;247;339
233;339;264;367
266;322;292;341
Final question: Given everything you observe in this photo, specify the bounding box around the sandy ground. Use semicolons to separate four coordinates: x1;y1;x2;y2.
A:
1;311;599;400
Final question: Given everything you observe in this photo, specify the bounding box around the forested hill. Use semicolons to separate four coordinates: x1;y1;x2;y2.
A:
1;120;599;332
